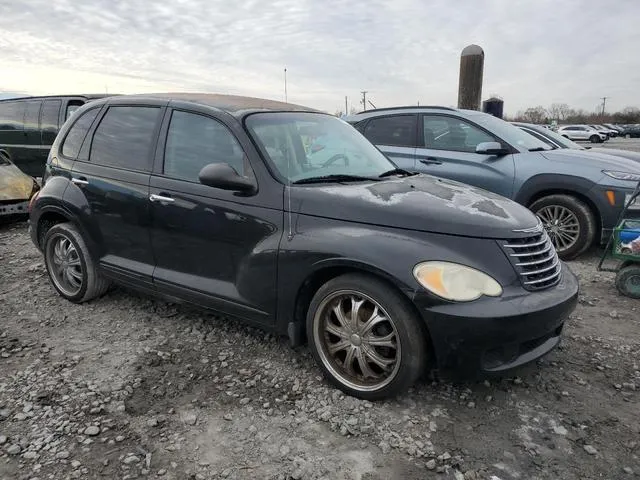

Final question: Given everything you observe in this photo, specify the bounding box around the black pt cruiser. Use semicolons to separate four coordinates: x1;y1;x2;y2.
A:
29;93;579;400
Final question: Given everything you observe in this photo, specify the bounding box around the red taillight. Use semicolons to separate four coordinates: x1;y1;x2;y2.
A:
28;189;40;214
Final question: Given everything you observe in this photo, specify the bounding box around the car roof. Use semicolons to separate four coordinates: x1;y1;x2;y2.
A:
343;105;491;123
0;94;111;102
98;93;320;118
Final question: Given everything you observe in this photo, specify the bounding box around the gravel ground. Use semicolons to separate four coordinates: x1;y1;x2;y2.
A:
1;216;640;478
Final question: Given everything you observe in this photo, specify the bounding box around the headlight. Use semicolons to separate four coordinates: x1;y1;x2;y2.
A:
413;261;503;302
602;171;640;182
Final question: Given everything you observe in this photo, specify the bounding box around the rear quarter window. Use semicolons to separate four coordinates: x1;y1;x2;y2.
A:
61;108;101;159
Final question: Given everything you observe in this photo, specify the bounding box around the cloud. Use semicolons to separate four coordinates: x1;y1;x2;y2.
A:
1;0;639;114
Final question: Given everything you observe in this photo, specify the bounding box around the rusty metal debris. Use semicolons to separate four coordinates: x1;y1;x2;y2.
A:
0;156;39;217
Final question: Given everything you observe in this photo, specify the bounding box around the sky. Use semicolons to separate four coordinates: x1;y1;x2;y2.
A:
1;0;639;115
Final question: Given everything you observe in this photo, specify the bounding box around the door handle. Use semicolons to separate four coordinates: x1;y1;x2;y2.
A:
419;158;443;165
149;193;175;203
71;177;89;185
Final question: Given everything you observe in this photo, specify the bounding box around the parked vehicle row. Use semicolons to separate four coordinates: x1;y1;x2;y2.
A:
344;107;640;260
557;125;609;143
0;95;108;177
28;94;581;400
513;122;640;163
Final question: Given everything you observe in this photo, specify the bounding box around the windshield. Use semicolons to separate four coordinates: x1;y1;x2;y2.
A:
246;112;396;183
469;112;552;151
530;125;584;150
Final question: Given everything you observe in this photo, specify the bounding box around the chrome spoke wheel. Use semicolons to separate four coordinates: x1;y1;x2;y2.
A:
46;234;84;297
536;205;580;252
313;290;401;392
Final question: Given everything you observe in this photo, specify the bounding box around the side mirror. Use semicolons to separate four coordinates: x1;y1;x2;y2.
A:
198;163;256;194
475;141;509;156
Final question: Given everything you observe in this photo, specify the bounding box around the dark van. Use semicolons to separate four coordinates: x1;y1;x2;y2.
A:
0;95;108;178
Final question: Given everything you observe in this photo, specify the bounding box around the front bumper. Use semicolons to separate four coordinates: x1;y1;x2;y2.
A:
414;263;579;375
0;200;29;217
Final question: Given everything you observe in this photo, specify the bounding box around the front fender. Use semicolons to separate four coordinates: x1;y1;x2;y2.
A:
276;214;517;336
514;173;599;207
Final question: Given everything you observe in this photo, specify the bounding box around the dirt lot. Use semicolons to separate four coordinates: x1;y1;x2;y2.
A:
599;137;640;153
1;171;639;479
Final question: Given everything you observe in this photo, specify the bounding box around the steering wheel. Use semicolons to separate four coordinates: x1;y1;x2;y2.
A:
322;154;349;167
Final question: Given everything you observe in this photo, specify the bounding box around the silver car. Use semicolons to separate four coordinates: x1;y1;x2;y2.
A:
557;125;607;143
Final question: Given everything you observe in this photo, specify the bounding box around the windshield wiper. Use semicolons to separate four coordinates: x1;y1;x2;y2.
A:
378;168;418;178
528;147;548;152
292;174;379;185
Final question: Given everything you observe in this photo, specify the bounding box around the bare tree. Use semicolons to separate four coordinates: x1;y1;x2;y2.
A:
522;106;548;124
548;103;571;121
614;107;640;124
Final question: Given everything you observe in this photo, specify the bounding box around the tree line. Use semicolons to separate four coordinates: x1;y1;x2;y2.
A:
508;103;640;125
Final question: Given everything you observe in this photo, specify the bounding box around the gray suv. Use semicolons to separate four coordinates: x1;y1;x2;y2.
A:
346;107;640;259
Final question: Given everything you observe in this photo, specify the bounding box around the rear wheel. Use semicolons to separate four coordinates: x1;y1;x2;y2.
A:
616;264;640;299
43;222;110;303
306;273;427;400
589;135;601;143
530;195;596;260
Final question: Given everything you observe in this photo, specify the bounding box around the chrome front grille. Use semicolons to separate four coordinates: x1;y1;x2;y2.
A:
501;231;561;291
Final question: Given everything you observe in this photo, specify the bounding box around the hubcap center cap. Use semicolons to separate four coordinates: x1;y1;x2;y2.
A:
350;334;362;347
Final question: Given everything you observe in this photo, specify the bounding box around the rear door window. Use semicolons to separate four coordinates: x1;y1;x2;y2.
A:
61;108;101;159
363;115;417;147
41;100;62;132
23;101;42;132
0;102;26;131
90;106;161;172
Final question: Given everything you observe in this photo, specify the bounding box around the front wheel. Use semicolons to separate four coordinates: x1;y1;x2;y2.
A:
530;195;596;260
616;264;640;299
306;274;428;400
43;222;111;303
589;135;601;143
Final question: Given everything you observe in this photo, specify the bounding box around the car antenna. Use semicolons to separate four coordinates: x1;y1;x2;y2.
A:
286;142;294;241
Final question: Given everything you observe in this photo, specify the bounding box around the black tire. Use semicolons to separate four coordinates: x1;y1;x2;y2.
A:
615;264;640;299
306;273;428;400
530;195;596;260
43;222;110;303
589;135;600;143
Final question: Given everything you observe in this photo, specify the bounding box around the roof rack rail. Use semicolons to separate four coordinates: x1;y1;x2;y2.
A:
355;105;456;114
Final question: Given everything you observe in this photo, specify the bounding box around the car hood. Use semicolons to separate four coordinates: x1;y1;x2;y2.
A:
291;174;539;239
590;148;640;164
540;148;640;172
0;163;35;201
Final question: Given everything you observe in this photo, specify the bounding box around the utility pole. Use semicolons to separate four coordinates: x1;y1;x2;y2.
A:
601;96;608;116
361;91;368;111
345;96;348;116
